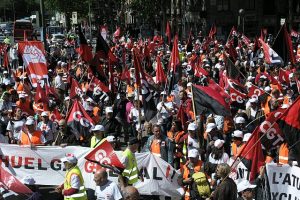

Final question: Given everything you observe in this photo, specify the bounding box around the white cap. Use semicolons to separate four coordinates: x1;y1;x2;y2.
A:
57;61;62;65
160;91;166;95
237;180;256;192
64;96;70;101
105;107;113;113
19;93;26;98
106;135;116;143
260;75;267;79
235;117;246;124
25;118;35;125
187;82;192;87
233;130;244;138
22;176;35;185
249;97;258;103
41;111;49;117
264;86;271;92
281;104;290;109
289;73;294;78
206;123;217;133
18;65;23;69
61;154;78;164
91;125;105;132
188;149;199;158
188;123;198;131
214;139;225;149
182;62;188;66
243;133;252;142
3;71;8;74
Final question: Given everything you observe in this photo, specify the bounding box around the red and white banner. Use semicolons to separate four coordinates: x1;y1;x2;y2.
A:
0;144;182;197
18;41;48;87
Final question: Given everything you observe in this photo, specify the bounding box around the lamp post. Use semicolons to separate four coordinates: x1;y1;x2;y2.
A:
238;9;245;33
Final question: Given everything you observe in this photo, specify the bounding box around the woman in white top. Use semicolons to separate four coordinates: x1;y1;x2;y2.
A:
208;139;229;164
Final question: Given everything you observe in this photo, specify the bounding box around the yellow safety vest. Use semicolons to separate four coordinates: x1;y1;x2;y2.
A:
64;166;87;200
90;136;105;148
122;149;139;185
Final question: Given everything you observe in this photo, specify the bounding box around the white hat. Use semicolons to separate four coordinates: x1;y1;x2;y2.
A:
106;135;116;143
18;65;23;69
182;62;188;66
160;91;166;95
61;154;78;164
260;75;267;79
41;111;49;117
187;82;192;87
235;117;246;124
237;180;256;192
22;176;35;185
105;107;113;113
243;133;252;142
233;130;244;138
206;123;217;133
214;139;225;149
3;71;8;74
25;118;35;125
249;97;258;103
289;73;294;78
264;86;271;92
64;96;70;101
281;104;289;109
188;149;199;158
19;93;26;98
188;123;198;131
91;125;105;132
57;61;62;65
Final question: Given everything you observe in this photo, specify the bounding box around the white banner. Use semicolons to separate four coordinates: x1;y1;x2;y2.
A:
0;144;182;197
266;163;300;200
229;158;250;183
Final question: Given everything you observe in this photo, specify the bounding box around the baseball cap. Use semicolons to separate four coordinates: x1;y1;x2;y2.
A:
91;125;105;132
243;133;252;142
188;123;198;131
61;153;78;164
106;135;116;143
105;107;113;113
25;118;35;125
214;139;225;149
237;180;256;193
41;111;49;117
188;149;199;158
233;130;244;138
206;123;217;133
235;117;246;124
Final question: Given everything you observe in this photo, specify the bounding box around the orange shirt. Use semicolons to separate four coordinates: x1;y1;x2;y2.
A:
151;139;161;155
20;131;43;145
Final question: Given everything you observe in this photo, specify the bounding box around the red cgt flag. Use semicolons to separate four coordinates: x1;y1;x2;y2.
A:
165;21;171;44
0;166;32;194
85;140;124;170
155;56;166;84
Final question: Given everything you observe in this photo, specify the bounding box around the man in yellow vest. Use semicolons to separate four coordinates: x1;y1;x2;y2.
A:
90;125;105;148
55;154;87;200
120;138;140;186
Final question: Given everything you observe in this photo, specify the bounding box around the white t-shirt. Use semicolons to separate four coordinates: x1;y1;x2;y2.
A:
95;180;122;200
156;101;174;119
187;135;200;152
7;119;25;139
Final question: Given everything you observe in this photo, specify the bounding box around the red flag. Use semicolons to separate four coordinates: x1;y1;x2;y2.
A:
0;166;32;194
241;34;250;46
85;140;124;169
133;50;142;87
238;127;265;181
155;56;166;84
259;38;283;65
120;66;130;84
50;108;62;123
66;100;94;138
89;76;109;93
70;78;83;99
170;35;180;72
177;104;188;130
260;28;267;41
278;68;290;84
45;84;59;100
18;41;48;87
34;83;47;103
247;85;265;99
95;34;118;63
208;24;217;39
165;21;171;44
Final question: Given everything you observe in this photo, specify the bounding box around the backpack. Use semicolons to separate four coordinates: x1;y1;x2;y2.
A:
192;172;211;198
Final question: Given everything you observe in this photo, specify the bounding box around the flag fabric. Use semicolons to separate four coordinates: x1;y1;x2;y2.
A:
227;43;238;61
133;49;157;121
165;21;171;44
0;166;32;194
278;68;290;84
155;56;166;84
241;34;251;46
277;97;300;163
76;28;93;63
89;76;109;93
95;34;118;63
66;100;94;139
50;108;62;123
70;78;83;99
247;85;265;99
34;83;47;103
177;104;188;130
3;45;10;68
186;30;193;53
260;28;267;41
259;38;283;65
169;35;180;72
208;24;217;39
85;140;124;170
113;27;121;38
192;84;231;116
45;84;59;100
18;41;48;87
238;127;265;181
272;24;296;65
224;53;240;80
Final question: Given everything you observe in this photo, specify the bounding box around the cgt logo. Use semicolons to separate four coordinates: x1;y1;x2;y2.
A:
230;92;244;103
84;149;111;173
251;89;261;100
72;111;92;127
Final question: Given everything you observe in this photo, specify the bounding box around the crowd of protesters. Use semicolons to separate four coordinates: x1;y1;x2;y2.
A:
0;23;299;200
